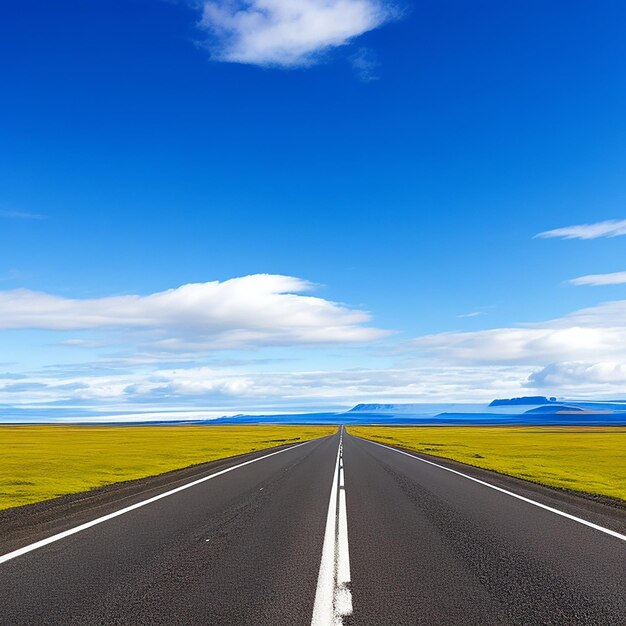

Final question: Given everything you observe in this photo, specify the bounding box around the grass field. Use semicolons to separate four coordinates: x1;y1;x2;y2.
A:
0;424;335;511
348;426;626;502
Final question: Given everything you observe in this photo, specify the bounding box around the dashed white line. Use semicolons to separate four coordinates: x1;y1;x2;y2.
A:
362;437;626;543
0;439;316;566
311;427;353;626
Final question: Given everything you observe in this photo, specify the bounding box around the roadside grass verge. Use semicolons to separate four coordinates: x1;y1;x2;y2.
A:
348;426;626;502
0;425;335;510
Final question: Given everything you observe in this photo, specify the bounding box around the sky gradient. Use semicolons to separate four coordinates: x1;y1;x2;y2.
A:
1;1;626;419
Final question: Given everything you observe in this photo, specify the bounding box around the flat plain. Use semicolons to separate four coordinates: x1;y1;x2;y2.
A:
348;425;626;502
1;430;624;625
0;424;335;510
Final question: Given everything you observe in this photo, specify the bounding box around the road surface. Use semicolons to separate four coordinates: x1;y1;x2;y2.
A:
0;428;624;625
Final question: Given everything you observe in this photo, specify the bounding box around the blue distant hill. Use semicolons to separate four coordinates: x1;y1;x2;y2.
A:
489;396;557;407
200;400;626;427
348;404;397;412
4;397;626;425
431;412;626;425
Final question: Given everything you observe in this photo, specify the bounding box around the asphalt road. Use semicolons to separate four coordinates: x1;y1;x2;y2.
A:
1;428;625;625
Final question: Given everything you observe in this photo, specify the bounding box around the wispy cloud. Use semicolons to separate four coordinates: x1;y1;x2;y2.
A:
350;47;379;81
0;269;28;283
198;0;395;67
61;339;105;349
0;210;44;220
568;271;626;286
457;311;482;319
0;274;389;349
536;219;626;240
0;362;530;409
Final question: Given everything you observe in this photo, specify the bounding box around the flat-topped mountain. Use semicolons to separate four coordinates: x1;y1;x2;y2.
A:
347;404;399;412
489;396;557;407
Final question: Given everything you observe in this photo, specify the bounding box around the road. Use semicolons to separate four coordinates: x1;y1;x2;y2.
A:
0;428;624;625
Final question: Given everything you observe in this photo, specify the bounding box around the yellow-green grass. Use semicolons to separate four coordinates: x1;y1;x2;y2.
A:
0;424;335;511
348;426;626;502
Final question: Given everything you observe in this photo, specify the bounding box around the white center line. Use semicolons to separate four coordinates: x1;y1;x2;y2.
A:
362;437;626;543
312;427;353;626
0;439;316;566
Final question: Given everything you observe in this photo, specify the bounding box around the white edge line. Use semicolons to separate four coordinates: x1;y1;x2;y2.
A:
361;438;626;543
0;438;317;565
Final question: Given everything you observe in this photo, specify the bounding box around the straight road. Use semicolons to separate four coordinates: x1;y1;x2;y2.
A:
1;428;625;625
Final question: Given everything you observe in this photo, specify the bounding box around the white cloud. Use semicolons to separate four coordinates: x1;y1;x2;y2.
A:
0;363;530;409
555;299;626;328
527;361;626;390
409;299;626;365
536;219;626;240
0;274;388;349
198;0;394;67
457;311;482;319
350;47;379;81
9;354;626;417
401;299;626;396
569;271;626;286
5;276;626;412
129;364;531;404
61;339;104;349
411;327;626;365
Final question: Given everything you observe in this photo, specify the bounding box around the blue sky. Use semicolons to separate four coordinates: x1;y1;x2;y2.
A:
1;0;626;419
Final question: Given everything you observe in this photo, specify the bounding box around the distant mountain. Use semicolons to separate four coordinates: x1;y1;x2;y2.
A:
347;404;398;412
432;412;626;425
489;396;557;407
207;412;344;425
7;398;626;425
345;403;488;414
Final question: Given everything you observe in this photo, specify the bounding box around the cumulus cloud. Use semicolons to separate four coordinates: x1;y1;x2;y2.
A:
527;361;626;389
0;274;388;349
568;271;626;286
198;0;394;66
400;299;626;395
536;219;626;240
